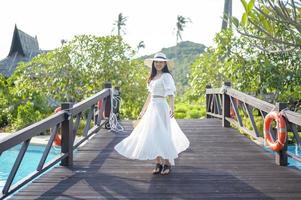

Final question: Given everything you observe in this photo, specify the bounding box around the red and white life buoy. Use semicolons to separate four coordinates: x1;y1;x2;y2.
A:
264;111;287;151
53;107;62;146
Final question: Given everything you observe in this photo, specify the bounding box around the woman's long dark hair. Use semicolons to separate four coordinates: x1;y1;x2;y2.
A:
147;61;171;83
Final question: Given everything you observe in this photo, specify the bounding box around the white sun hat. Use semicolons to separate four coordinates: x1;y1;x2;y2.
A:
144;52;174;70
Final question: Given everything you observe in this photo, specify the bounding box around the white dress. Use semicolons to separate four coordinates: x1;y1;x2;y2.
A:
114;73;190;165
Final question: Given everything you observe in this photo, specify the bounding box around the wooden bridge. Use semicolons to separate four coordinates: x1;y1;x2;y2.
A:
1;83;301;199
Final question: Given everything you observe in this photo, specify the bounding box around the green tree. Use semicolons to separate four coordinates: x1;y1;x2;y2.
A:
0;74;9;127
189;32;230;101
175;15;191;44
113;13;128;36
189;29;301;109
137;41;145;53
233;0;301;52
4;35;148;130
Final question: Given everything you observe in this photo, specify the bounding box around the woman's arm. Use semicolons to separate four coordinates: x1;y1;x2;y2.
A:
168;95;175;118
138;93;151;118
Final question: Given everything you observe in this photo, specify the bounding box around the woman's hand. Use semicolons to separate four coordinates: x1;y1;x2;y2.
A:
169;107;174;118
168;95;175;118
138;110;145;119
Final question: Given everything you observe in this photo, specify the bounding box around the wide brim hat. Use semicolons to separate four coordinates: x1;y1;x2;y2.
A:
144;52;174;70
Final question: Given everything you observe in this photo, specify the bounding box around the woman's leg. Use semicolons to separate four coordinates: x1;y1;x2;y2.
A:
161;159;171;175
156;156;162;164
152;156;163;174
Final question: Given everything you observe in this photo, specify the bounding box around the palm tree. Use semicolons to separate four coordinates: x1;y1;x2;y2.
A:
60;39;67;45
176;15;191;44
113;13;128;36
174;15;191;59
137;41;145;53
221;0;232;30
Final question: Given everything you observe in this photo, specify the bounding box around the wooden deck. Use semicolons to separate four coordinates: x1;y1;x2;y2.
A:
10;118;301;199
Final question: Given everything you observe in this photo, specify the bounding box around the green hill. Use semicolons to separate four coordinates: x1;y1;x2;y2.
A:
141;41;206;95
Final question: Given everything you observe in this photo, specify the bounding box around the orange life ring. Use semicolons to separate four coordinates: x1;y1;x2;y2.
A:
53;107;62;146
230;98;239;119
54;134;62;146
98;100;102;109
97;100;106;118
264;111;287;151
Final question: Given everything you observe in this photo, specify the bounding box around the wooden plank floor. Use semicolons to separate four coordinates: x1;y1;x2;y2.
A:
11;118;301;199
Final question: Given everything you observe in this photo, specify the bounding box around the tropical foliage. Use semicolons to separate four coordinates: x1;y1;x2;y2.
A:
0;35;148;130
0;74;9;128
113;13;128;36
175;15;191;44
189;1;301;111
233;0;301;52
2;0;301;131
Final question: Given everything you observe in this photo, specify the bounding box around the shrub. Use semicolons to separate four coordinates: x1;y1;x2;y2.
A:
175;112;186;119
187;109;202;118
13;102;44;130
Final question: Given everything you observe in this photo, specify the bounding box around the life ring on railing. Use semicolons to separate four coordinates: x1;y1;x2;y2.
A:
53;107;62;146
97;100;106;119
264;111;287;151
230;107;235;118
230;98;239;119
54;134;62;146
98;100;102;110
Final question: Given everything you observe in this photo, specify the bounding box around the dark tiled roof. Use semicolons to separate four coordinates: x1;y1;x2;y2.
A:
11;28;40;57
0;25;45;77
0;53;33;76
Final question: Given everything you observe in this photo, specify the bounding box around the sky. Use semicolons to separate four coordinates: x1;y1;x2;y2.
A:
0;0;244;59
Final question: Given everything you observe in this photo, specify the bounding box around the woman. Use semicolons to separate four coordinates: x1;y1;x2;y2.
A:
114;52;190;175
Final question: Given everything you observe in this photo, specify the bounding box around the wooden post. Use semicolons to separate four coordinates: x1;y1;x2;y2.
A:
104;82;112;129
206;85;212;118
61;102;73;167
104;82;112;117
222;82;231;127
275;102;288;166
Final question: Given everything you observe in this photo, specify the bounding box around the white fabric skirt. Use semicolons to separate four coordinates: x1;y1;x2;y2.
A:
114;97;190;165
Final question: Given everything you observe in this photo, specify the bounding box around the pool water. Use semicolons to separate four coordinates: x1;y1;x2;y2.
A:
263;144;301;169
0;144;60;189
287;145;301;169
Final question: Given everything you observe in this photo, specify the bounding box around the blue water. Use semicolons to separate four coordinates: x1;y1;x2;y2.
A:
0;144;60;190
263;144;301;169
287;145;301;169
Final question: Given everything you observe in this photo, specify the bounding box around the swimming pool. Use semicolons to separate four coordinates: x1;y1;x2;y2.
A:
287;145;301;169
262;144;301;169
0;144;60;190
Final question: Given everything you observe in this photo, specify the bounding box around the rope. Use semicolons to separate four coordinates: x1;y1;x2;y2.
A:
108;88;125;133
219;85;229;93
279;107;289;119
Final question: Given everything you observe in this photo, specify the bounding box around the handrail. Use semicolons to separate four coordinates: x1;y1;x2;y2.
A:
225;88;275;113
284;110;301;126
0;112;65;153
70;89;110;116
0;83;116;199
206;82;301;167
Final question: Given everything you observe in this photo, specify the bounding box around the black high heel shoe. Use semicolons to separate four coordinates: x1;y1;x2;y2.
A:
161;164;171;175
152;163;163;174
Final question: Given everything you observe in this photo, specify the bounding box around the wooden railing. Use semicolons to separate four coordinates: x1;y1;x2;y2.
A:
206;82;301;166
0;82;116;199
